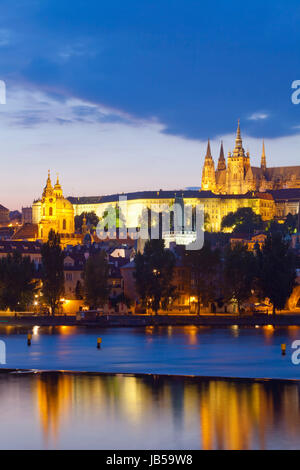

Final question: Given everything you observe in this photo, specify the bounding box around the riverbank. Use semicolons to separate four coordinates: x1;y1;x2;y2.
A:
1;313;300;327
1;368;299;384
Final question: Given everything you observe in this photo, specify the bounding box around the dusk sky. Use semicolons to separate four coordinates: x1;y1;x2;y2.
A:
1;0;300;209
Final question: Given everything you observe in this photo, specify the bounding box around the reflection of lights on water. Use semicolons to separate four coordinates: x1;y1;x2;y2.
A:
183;326;199;345
230;325;239;337
33;326;40;336
58;326;74;335
262;324;275;341
145;326;154;335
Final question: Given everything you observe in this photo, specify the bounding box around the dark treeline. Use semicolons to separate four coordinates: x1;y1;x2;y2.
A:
134;231;298;315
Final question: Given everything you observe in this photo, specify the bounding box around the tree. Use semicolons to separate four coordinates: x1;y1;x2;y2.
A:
83;251;110;310
221;207;263;235
284;213;298;235
258;232;297;314
75;280;84;300
0;252;38;311
134;239;176;315
223;244;258;314
100;205;126;230
41;230;65;315
75;211;99;231
266;213;298;236
184;242;221;314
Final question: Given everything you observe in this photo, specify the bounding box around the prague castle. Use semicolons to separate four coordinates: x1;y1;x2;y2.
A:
11;121;300;243
202;121;300;194
69;122;300;233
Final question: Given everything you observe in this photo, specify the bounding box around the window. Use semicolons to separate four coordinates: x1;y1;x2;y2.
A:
49;207;53;216
63;219;66;230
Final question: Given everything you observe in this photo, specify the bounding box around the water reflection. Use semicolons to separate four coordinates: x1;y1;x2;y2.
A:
15;373;298;449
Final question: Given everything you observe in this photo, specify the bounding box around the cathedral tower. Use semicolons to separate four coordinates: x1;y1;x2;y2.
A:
201;140;216;191
226;120;251;194
261;140;267;172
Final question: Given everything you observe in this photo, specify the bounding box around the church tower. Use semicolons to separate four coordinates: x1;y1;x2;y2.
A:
53;173;63;198
217;141;226;171
261;140;267;172
201;139;216;191
38;171;75;241
226;120;251;194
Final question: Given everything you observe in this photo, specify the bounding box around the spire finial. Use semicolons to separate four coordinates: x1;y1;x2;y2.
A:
47;169;51;185
237;119;241;139
233;119;245;156
261;139;266;171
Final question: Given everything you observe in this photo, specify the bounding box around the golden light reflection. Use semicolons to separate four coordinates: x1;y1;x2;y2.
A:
33;325;40;336
183;326;199;345
197;380;292;450
262;325;275;342
36;373;73;445
33;373;300;450
57;326;74;335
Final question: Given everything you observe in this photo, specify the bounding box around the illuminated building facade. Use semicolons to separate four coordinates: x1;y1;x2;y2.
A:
70;190;275;234
202;121;300;194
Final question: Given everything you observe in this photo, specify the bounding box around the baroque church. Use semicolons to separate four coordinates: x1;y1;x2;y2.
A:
201;121;300;194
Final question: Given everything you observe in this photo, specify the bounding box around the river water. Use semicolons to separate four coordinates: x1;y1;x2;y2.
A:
0;325;300;449
0;325;300;379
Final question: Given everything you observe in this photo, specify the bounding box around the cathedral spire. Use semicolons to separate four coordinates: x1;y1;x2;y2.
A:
205;139;212;159
217;141;226;171
233;119;245;157
261;140;267;171
201;139;216;191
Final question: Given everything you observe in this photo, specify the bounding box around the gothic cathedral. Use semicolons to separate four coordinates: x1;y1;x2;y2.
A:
201;121;300;194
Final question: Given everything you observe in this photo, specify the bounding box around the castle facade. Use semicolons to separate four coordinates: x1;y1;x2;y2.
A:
202;121;300;194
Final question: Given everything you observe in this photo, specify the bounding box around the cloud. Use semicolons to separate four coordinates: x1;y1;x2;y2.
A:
248;112;270;121
0;87;150;129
